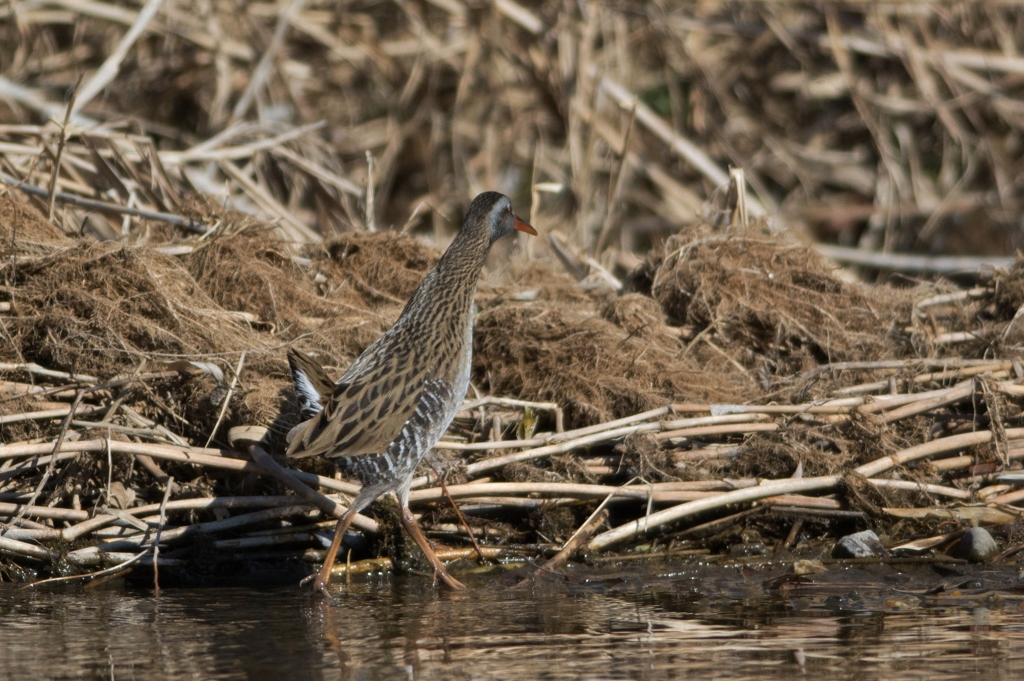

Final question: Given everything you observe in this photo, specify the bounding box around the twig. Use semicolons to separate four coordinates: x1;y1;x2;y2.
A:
459;395;560;413
591;69;768;219
203;351;246;450
161;122;326;164
0;404;107;426
867;479;971;500
855;428;1024;478
10;389;85;524
654;422;778;441
68;505;313;554
152;475;173;595
438;405;681;452
0;535;56;561
408;481;719;503
0;502;90;522
365;150;376;231
0;173;206;233
47;74;82;223
425;460;487;564
495;0;545;35
23;551;146;589
586;427;1024;551
0;76;97;126
877;382;975;423
246;444;377;533
587;475;839;551
231;0;308;121
62;495;336;542
72;0;166;115
914;288;989;314
594;102;638;255
218;160;318;241
815;244;1013;273
0;360;97;382
0;439;363;496
458;414;767;477
538;508;608;575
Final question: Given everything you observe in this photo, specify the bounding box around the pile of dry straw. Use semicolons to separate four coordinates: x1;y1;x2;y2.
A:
0;1;1022;584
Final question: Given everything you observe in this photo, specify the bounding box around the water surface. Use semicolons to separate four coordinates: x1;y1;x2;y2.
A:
1;561;1023;680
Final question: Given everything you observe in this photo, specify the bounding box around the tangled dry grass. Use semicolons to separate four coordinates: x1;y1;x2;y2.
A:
1;1;1023;585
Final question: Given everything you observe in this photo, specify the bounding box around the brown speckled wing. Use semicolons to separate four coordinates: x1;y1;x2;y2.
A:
285;193;511;462
286;345;437;461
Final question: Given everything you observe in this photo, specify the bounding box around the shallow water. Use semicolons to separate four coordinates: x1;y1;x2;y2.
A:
2;561;1024;680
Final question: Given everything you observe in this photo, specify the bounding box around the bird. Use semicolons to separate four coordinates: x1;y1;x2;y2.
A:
286;191;536;594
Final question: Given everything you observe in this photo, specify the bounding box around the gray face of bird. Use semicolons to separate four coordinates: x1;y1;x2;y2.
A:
486;194;537;244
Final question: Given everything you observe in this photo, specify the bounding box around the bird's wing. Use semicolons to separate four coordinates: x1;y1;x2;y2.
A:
286;348;445;461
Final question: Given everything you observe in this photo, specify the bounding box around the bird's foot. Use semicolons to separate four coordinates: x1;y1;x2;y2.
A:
436;569;466;591
313;581;335;601
428;558;466;590
300;569;336;600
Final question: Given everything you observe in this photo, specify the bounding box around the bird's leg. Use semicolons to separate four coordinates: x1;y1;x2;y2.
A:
399;505;466;590
307;506;359;596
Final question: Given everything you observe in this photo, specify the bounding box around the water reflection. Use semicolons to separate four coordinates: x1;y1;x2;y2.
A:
1;569;1022;680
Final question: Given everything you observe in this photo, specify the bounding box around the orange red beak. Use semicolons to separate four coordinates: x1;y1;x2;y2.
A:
513;215;537;235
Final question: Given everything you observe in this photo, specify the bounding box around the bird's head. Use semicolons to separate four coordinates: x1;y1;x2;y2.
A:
464;191;537;245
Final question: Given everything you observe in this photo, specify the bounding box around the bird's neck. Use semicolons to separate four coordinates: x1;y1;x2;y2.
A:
399;230;490;330
435;227;491;284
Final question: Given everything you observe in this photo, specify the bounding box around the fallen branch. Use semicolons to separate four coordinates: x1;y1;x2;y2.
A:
0;172;206;233
587;427;1024;551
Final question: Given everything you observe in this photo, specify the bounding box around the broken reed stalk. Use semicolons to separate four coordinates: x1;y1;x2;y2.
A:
2;403;1022;570
0;346;1021;575
4;0;1024;262
324;547;524;579
246;443;378;533
12;388;85;524
586;427;1024;551
815;245;1015;274
22;552;148;590
152;475;173;595
513;507;610;588
0;173;206;233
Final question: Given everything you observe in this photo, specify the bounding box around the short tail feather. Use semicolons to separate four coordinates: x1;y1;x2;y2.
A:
287;348;334;422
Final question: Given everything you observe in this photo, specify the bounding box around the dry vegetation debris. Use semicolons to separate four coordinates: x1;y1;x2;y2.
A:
3;186;1022;582
0;1;1023;584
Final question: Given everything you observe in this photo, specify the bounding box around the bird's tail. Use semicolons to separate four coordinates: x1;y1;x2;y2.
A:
286;348;334;422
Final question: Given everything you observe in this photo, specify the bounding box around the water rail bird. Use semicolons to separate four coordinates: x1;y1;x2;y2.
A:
287;191;536;594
